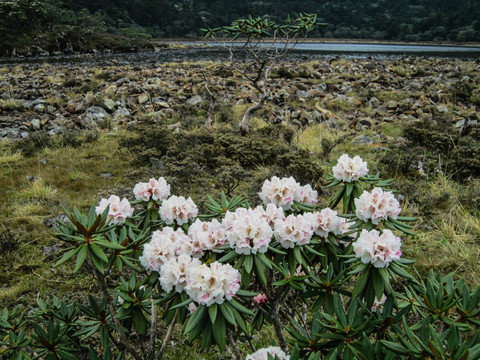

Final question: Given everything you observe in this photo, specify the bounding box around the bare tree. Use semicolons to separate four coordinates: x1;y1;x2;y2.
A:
203;14;320;133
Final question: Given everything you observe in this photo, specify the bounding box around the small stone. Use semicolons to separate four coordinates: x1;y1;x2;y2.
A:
138;93;149;104
104;98;116;111
186;95;203;105
386;101;398;110
352;135;373;145
31;118;41;130
20;131;29;138
436;104;449;114
39;158;47;164
368;97;380;108
34;104;45;113
99;172;113;178
105;85;117;96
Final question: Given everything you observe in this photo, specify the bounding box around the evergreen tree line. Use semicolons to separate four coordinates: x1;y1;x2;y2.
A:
1;0;479;54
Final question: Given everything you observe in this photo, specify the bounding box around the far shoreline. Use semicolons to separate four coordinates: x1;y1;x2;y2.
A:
159;37;480;48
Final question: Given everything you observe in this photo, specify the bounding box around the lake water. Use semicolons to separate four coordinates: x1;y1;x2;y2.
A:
1;42;479;65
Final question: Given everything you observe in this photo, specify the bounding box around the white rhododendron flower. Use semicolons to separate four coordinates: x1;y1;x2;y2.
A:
132;182;151;202
139;227;192;272
304;208;343;238
149;177;171;201
259;176;300;210
159;195;198;225
223;208;273;255
188;219;226;255
254;204;285;228
133;177;170;202
355;187;401;225
294;184;318;205
353;229;402;268
273;214;314;248
332;154;369;182
139;233;175;272
95;195;133;225
159;254;201;293
185;262;241;306
372;294;388;313
246;346;290;360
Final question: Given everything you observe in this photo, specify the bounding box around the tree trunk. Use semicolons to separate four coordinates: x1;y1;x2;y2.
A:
240;95;265;133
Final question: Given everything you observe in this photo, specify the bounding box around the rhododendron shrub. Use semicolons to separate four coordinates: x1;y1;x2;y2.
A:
6;154;480;360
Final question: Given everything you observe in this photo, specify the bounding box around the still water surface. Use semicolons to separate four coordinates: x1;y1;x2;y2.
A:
1;42;479;65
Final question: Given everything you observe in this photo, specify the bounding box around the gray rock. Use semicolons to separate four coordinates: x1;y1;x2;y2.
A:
104;98;116;111
436;104;449;114
352;135;373;145
387;101;398;110
186;95;203;105
368;97;380;108
34;103;45;113
113;108;131;120
20;131;29;138
138;93;149;104
31;118;41;130
80;106;111;129
99;172;113;178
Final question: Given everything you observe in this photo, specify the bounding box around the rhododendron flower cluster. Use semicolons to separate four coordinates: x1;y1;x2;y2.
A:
253;293;268;304
185;262;241;306
355;187;401;224
188;219;226;255
95;195;134;225
159;195;198;225
353;229;402;268
260;176;318;210
273;214;314;248
139;227;193;272
159;254;201;293
246;347;290;360
332;154;369;182
133;177;170;202
224;208;273;254
304;208;344;239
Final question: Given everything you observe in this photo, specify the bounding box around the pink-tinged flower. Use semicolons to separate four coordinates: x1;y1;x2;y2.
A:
256;204;285;228
159;254;201;293
246;347;290;360
223;208;273;255
253;293;268;304
133;177;170;202
188;219;226;255
332;154;369;182
185;262;241;306
133;182;152;202
353;229;402;268
294;184;318;205
95;195;133;225
159;195;198;225
273;214;314;248
139;227;193;272
149;177;170;201
259;176;300;210
304;208;343;239
355;187;401;225
371;294;388;313
187;302;198;313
